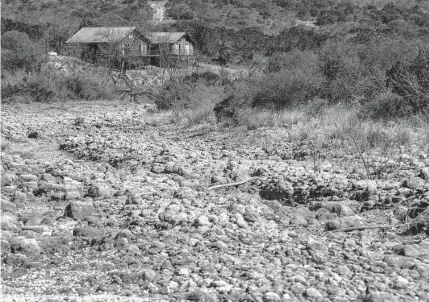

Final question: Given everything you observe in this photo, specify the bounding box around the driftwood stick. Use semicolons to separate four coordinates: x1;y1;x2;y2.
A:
208;177;258;191
329;224;395;233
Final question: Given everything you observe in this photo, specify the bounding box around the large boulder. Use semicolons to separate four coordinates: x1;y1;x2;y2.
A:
408;208;429;235
10;236;42;254
64;201;94;220
73;227;104;238
1;174;16;187
1;214;16;230
87;183;112;198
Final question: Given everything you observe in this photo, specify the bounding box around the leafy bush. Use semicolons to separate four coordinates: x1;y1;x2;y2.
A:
155;78;188;110
318;38;423;104
2;69;115;103
358;91;409;121
272;26;328;53
181;84;225;125
386;48;429;115
1;30;44;71
254;50;323;109
318;39;371;102
215;50;324;122
213;79;257;124
1;71;56;103
253;70;323;109
58;74;114;100
167;3;194;20
316;9;348;25
214;95;249;125
155;72;229;110
183;71;229;86
266;49;320;74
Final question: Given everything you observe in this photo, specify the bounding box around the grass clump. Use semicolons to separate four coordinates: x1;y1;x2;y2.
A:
175;84;226;125
1;70;56;103
155;71;229;111
1;69;115;103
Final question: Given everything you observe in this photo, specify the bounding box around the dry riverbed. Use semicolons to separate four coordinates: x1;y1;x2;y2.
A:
1;101;429;302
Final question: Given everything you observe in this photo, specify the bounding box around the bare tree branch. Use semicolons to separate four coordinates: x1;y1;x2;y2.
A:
207;177;258;191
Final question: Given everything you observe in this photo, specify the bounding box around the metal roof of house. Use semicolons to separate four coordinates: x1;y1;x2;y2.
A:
146;32;188;44
66;27;137;44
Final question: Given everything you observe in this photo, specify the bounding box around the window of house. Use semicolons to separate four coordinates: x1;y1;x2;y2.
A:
121;44;126;55
139;43;147;55
129;33;134;39
185;44;190;55
173;44;180;54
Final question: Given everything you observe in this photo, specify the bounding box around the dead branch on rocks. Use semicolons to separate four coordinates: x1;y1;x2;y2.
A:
208;177;258;191
329;224;396;233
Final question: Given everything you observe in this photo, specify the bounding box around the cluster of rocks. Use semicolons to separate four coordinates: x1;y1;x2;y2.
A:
1;102;429;301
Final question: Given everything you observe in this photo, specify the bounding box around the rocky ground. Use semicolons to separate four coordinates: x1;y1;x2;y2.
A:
1;101;429;302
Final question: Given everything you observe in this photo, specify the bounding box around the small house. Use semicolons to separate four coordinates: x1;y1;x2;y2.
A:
146;32;195;56
65;27;150;66
65;27;196;68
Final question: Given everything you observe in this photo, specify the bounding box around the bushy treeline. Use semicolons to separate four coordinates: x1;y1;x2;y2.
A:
164;0;429;65
2;0;429;121
167;0;429;28
158;37;428;123
158;1;429;122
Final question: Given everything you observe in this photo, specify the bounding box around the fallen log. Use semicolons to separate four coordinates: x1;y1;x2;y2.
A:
329;224;396;233
207;177;258;191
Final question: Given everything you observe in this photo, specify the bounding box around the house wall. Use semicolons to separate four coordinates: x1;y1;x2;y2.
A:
118;30;149;56
65;31;194;67
172;37;194;55
65;43;107;64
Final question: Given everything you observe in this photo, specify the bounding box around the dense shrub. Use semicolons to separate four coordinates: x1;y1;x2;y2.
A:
155;78;189;110
213;80;257;124
254;50;323;109
167;3;194;20
1;71;56;102
181;84;226;125
183;71;229;86
316;9;348;25
58;74;114;100
1;30;44;71
386;49;429;115
272;26;328;53
358;91;409;121
266;49;320;73
155;72;229;110
214;95;250;125
253;70;323;109
318;38;423;104
356;47;429;120
1;18;45;40
1;70;115;103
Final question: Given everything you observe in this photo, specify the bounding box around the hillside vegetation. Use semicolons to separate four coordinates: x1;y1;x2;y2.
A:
2;0;429;129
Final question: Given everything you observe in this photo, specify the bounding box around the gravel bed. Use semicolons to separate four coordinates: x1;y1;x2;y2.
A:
1;101;429;301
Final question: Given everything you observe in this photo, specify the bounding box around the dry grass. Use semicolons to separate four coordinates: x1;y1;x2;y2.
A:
172;84;226;126
212;103;429;178
234;108;306;129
